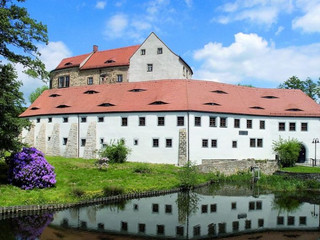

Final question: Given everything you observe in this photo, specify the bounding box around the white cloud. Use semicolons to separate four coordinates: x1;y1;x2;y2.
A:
17;41;72;105
184;0;192;8
275;26;284;35
95;1;107;9
215;0;294;26
292;2;320;33
104;14;128;39
193;32;320;85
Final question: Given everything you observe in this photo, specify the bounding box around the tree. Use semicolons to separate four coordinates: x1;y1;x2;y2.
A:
28;85;48;103
272;137;301;168
0;0;48;79
0;64;30;158
278;76;320;101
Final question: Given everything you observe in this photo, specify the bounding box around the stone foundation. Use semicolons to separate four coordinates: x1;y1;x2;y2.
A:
199;159;279;175
178;129;187;166
83;122;97;159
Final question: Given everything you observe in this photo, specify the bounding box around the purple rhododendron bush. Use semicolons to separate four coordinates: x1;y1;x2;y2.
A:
6;147;56;190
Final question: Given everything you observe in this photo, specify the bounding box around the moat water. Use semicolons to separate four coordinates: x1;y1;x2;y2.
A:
1;184;320;240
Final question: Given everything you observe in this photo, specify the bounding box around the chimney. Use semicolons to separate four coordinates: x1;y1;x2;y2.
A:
93;45;98;53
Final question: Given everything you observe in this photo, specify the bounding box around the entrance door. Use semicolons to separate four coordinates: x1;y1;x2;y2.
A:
297;144;306;163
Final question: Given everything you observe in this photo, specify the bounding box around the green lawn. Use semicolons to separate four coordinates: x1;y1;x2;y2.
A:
0;156;210;206
282;166;320;173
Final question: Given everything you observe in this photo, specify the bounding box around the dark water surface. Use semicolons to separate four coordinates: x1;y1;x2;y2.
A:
1;185;320;240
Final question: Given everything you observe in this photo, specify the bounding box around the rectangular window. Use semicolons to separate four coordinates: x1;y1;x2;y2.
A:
81;139;86;147
202;139;208;148
48;117;52;123
87;77;93;85
65;76;70;87
139;117;146;126
247;119;252;129
98;117;104;122
249;201;255;210
166;138;172;148
158;117;165;126
81;117;87;123
299;216;307;225
176;226;184;237
218;223;226;234
117;74;123;82
201;205;208;213
194;116;201;126
157;47;163;54
258;219;264;227
220;117;227;127
245;220;251;229
152;203;159;213
210;204;217;212
234;119;240;128
260;120;265;129
58;77;64;88
256;201;262;210
231;202;237;210
63;138;68;145
48;137;51;141
138;223;145;233
301;122;308;131
153;138;159;147
165;204;172;214
63;117;68;123
211;139;217;148
157;225;165;235
277;216;284;225
121;221;128;231
177;116;184;126
141;49;146;55
232;221;239;232
193;225;200;236
209;117;216;127
288;216;295;226
147;64;153;72
257;139;263;148
250;139;256;147
36;118;40;123
121;117;128;126
58;75;70;88
134;139;138;145
100;138;104;144
279;122;285;131
289;122;296;131
232;141;237;148
208;223;215;236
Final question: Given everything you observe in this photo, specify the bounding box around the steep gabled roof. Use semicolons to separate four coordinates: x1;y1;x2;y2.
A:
53;45;140;72
21;80;320;118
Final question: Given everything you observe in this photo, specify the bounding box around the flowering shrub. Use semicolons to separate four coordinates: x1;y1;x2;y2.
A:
95;157;109;170
7;147;56;190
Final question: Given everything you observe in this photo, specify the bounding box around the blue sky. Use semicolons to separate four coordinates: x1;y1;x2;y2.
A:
9;0;320;104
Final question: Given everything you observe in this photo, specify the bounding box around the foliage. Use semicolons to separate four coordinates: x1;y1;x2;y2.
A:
28;85;49;103
0;0;48;79
272;192;302;213
103;185;125;196
178;161;199;189
71;188;85;198
100;139;131;163
176;191;200;224
6;147;56;190
272;137;301;167
282;166;320;173
0;64;30;158
95;157;109;170
132;163;152;174
278;76;320;101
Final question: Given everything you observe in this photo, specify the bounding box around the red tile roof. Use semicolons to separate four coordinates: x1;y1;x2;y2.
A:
53;45;140;71
20;80;320;118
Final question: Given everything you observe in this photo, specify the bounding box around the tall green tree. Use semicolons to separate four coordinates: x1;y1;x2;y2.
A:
28;85;48;103
278;76;320;101
0;0;48;79
0;64;30;158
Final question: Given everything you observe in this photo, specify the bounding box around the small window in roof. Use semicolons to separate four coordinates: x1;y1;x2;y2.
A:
204;102;221;106
64;62;72;66
98;103;115;107
211;90;228;94
49;93;61;97
129;88;146;92
250;106;264;110
84;90;99;94
286;108;303;112
30;107;39;110
56;104;70;108
262;95;278;99
149;101;168;105
105;59;115;64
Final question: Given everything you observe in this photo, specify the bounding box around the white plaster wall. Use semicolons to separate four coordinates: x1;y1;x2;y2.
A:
129;33;191;82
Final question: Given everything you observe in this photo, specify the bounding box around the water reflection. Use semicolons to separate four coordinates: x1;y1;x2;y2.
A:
1;185;320;239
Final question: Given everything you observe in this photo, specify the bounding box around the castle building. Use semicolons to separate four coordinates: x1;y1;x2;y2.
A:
20;33;320;165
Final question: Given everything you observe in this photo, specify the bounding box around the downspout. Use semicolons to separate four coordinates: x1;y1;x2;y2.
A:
77;114;80;158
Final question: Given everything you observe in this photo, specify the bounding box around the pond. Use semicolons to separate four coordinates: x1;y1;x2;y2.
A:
1;185;320;240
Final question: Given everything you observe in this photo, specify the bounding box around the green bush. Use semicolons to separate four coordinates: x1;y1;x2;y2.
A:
100;139;131;163
178;161;198;189
272;137;301;167
103;185;124;196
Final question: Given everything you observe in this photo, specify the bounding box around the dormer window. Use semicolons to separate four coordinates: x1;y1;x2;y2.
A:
49;93;61;97
286;108;303;112
141;49;146;55
262;96;278;99
105;59;115;64
211;90;227;94
204;102;221;106
30;107;39;110
98;103;115;107
149;101;168;105
157;48;163;54
84;90;99;94
129;88;146;92
64;62;72;66
56;104;70;108
250;106;264;110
